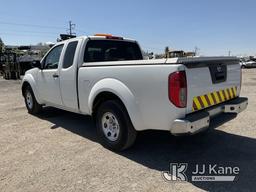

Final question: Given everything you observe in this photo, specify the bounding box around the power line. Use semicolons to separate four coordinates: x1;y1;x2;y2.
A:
0;20;92;42
0;20;89;36
0;21;65;30
2;30;58;35
76;28;88;34
0;32;56;38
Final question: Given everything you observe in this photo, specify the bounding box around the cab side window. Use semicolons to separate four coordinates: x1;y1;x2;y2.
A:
44;44;64;69
63;41;78;69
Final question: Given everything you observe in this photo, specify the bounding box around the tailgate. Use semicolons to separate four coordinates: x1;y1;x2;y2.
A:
178;57;241;114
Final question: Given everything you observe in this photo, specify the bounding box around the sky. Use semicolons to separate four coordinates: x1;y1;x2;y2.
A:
0;0;256;56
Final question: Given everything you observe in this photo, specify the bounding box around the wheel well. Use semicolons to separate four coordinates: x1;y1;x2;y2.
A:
92;92;126;118
21;82;31;97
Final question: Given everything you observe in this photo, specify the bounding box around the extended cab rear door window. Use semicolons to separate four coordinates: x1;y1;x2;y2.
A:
63;41;78;69
84;40;143;62
43;44;64;69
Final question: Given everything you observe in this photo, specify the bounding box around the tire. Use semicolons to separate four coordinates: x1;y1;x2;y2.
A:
24;86;42;114
95;100;137;151
241;65;245;69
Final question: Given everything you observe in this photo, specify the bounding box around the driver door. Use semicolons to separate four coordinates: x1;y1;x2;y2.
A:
37;44;64;106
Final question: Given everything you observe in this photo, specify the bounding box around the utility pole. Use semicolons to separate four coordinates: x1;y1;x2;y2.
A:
165;46;169;58
57;21;76;41
194;46;200;56
67;21;76;36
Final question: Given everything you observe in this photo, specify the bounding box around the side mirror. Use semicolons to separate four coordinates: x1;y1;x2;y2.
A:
32;60;42;70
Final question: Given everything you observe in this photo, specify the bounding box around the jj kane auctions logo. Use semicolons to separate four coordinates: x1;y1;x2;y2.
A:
162;163;240;182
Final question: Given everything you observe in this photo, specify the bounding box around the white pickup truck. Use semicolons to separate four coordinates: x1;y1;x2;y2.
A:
21;34;248;151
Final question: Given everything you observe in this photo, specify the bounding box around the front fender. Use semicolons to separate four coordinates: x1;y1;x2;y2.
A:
88;78;144;131
22;73;42;104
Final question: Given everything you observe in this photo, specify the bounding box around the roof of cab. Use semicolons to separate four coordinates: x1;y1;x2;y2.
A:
53;34;137;47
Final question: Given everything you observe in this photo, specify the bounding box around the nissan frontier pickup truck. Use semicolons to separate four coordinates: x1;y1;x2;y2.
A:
21;34;248;151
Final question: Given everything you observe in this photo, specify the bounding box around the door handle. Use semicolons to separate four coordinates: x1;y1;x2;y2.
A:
52;74;59;78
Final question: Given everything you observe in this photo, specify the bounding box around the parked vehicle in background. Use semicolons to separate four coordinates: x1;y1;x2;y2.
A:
240;57;256;68
21;34;248;151
239;58;246;68
241;60;256;68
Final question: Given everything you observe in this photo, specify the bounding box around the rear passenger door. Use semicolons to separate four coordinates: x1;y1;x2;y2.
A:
59;40;79;111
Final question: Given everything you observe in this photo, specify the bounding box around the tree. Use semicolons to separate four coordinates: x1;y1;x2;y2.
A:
0;38;4;54
36;42;43;46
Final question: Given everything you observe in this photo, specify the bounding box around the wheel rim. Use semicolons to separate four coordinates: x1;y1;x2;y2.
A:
25;90;33;109
101;112;120;142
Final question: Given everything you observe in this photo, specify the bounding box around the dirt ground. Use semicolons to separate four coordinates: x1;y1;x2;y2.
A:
0;69;255;192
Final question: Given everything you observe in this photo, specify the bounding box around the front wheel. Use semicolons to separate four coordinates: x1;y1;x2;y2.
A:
24;86;42;114
95;100;137;151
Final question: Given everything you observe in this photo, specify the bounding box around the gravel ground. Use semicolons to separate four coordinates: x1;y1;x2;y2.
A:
0;69;255;192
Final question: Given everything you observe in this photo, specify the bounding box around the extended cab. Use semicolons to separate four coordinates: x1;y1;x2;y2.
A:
22;34;248;151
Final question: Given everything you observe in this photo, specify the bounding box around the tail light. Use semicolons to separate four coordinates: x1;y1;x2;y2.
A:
168;71;187;108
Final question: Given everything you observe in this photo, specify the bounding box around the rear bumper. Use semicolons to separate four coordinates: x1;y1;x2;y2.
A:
170;97;248;135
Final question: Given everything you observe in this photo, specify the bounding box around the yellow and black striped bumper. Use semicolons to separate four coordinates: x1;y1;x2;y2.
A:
192;86;238;112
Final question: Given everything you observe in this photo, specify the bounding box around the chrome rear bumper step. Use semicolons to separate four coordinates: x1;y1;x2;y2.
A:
171;97;248;135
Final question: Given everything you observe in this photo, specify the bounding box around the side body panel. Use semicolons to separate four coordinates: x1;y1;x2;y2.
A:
78;63;185;131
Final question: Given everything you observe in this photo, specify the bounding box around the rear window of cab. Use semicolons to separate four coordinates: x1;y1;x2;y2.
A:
84;40;143;62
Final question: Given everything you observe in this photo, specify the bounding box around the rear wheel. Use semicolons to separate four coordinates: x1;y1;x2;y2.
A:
95;100;137;151
24;86;42;114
